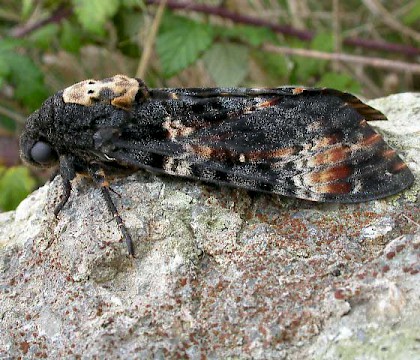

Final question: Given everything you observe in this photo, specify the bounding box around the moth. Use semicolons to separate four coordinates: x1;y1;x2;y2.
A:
20;75;414;256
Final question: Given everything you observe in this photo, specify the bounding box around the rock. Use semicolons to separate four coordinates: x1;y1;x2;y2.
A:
0;93;418;359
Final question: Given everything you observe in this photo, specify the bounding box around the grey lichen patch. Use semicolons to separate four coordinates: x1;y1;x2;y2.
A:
368;93;420;135
304;231;420;360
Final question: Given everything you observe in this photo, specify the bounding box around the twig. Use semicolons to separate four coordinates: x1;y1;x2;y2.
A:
10;7;72;38
146;0;420;57
262;44;420;74
136;0;167;78
343;37;419;57
146;0;313;40
332;0;341;72
362;0;420;42
0;104;26;124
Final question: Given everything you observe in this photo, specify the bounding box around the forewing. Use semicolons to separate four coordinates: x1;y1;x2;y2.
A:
107;88;414;203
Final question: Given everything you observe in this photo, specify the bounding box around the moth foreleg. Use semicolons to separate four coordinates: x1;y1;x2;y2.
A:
54;155;76;217
89;165;135;257
54;178;72;217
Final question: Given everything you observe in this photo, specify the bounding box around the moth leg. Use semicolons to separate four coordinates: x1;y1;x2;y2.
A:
89;166;135;257
54;155;76;217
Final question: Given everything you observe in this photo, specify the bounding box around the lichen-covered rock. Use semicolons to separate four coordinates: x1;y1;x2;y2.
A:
0;94;418;359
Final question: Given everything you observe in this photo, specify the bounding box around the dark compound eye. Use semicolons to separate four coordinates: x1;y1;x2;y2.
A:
30;141;58;165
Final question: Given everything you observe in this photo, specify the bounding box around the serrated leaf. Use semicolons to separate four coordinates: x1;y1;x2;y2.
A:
317;72;361;94
0;166;36;211
72;0;120;35
203;43;249;87
156;19;214;77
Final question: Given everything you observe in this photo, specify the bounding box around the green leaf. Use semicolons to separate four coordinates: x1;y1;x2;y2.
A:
121;0;144;8
289;33;333;83
310;32;334;52
0;51;49;111
317;72;361;94
9;55;49;110
221;25;277;46
403;2;420;25
114;11;144;57
0;38;26;52
0;55;11;87
72;0;120;35
21;0;35;19
156;18;214;77
28;23;59;50
0;166;36;211
253;51;290;82
60;20;82;53
203;43;249;86
0;116;16;132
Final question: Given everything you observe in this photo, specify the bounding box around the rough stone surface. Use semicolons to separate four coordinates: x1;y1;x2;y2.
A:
0;93;419;359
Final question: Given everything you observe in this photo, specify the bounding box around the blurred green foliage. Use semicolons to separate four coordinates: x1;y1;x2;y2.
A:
0;0;418;211
0;166;36;211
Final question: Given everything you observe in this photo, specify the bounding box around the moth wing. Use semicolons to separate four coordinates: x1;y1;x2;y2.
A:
108;88;413;203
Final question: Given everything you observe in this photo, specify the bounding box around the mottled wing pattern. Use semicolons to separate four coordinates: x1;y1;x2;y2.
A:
106;87;413;203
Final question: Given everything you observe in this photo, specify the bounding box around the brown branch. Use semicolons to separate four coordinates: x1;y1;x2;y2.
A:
10;7;72;38
146;0;313;40
146;0;420;58
262;44;420;74
343;38;420;57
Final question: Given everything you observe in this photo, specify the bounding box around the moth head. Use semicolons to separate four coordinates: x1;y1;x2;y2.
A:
19;100;60;168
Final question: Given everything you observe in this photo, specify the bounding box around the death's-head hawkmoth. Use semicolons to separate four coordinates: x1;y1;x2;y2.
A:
20;75;414;256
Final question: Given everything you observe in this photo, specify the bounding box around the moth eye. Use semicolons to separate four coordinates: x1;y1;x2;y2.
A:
30;141;58;165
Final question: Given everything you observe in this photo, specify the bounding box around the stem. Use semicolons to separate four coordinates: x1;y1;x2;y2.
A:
10;7;72;38
136;0;167;78
263;44;420;74
0;104;26;124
